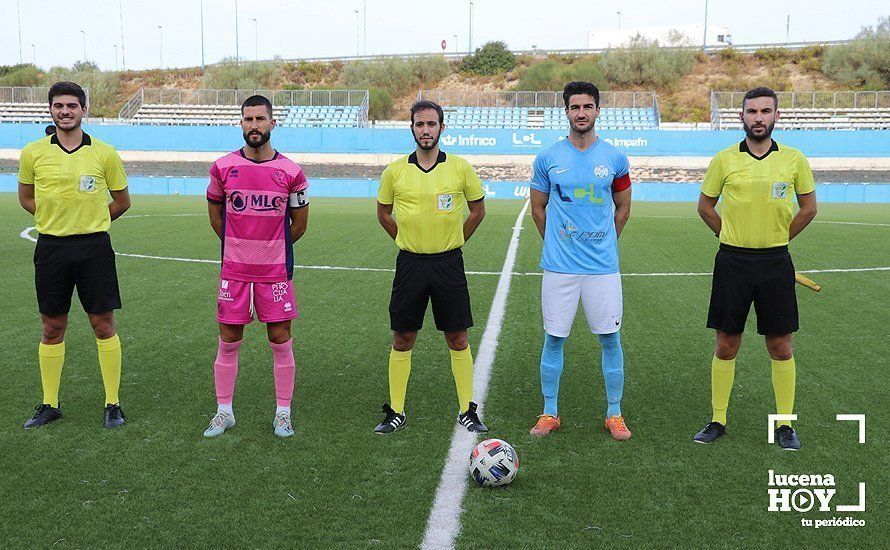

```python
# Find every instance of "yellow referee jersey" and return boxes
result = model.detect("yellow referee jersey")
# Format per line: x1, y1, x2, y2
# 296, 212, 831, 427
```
18, 133, 128, 236
378, 151, 485, 254
701, 140, 815, 249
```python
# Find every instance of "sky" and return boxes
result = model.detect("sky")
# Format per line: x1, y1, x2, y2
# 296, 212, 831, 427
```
2, 0, 886, 71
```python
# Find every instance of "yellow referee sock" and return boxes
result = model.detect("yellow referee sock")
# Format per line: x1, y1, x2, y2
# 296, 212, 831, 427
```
450, 345, 474, 413
97, 334, 122, 405
711, 355, 736, 425
38, 341, 65, 408
771, 357, 796, 427
388, 348, 412, 414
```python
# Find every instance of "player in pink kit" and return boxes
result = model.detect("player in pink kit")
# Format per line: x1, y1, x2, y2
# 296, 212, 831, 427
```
204, 95, 309, 438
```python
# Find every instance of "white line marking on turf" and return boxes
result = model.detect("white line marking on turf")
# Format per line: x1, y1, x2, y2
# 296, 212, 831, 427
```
17, 226, 890, 277
420, 200, 530, 550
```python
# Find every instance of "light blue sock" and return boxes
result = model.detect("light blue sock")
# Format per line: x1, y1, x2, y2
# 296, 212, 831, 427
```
598, 331, 624, 418
540, 333, 567, 416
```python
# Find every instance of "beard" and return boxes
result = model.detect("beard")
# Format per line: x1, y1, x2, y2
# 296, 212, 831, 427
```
743, 119, 775, 142
569, 119, 593, 135
243, 129, 271, 148
413, 132, 440, 151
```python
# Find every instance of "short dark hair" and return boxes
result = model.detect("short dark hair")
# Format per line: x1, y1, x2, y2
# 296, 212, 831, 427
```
241, 94, 273, 117
742, 87, 778, 110
48, 81, 86, 108
563, 81, 600, 108
410, 100, 444, 124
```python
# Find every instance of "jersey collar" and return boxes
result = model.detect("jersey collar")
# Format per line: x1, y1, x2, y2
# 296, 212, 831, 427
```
238, 148, 280, 163
50, 132, 91, 154
408, 150, 446, 173
739, 139, 778, 160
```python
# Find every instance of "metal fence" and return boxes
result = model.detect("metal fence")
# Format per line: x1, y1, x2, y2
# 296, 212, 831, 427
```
712, 91, 890, 111
0, 86, 90, 104
418, 90, 657, 109
120, 88, 369, 120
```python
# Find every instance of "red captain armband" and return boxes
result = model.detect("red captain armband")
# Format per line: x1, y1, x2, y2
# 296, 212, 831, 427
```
611, 173, 631, 193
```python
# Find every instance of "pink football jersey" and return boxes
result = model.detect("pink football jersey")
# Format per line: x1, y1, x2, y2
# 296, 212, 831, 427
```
206, 150, 309, 282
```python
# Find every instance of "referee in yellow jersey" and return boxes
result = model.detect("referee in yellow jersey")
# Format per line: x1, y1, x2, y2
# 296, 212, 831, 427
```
18, 82, 131, 430
374, 100, 488, 434
693, 87, 817, 450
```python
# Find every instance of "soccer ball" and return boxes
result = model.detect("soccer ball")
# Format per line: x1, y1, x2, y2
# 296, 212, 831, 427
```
469, 438, 519, 487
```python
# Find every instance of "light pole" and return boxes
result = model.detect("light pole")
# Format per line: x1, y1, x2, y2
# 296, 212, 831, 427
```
702, 0, 709, 52
452, 34, 458, 53
785, 14, 790, 44
17, 0, 23, 64
234, 0, 240, 62
363, 0, 367, 55
468, 1, 474, 53
252, 18, 258, 61
617, 11, 622, 29
354, 10, 360, 57
200, 0, 205, 71
31, 43, 36, 66
119, 0, 126, 70
80, 30, 86, 62
157, 25, 163, 69
113, 43, 118, 71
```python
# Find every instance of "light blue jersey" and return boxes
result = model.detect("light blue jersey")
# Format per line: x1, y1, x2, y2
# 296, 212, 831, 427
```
531, 138, 631, 275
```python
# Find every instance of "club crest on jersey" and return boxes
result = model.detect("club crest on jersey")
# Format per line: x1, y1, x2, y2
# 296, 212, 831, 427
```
772, 182, 789, 199
437, 193, 454, 211
79, 175, 96, 192
594, 164, 610, 178
273, 169, 287, 185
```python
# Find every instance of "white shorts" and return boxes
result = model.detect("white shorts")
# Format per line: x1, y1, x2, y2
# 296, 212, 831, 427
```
541, 270, 623, 337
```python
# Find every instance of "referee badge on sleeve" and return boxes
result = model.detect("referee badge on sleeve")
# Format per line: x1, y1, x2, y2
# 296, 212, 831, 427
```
79, 175, 96, 192
772, 182, 789, 199
437, 193, 454, 211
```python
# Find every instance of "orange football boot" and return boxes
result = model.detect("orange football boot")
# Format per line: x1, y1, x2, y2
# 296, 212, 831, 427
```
530, 414, 561, 436
605, 415, 632, 441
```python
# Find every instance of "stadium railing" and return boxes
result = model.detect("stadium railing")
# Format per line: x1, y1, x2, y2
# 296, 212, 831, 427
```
119, 88, 370, 128
710, 91, 890, 130
418, 90, 660, 130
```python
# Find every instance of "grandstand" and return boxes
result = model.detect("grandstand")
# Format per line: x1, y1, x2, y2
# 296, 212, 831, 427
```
711, 91, 890, 130
419, 90, 660, 130
0, 86, 85, 124
119, 88, 369, 127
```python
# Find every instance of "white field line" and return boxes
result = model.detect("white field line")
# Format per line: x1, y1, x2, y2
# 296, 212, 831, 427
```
17, 225, 890, 277
420, 200, 530, 550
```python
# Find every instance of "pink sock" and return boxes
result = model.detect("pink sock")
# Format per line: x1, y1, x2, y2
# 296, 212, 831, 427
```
270, 339, 295, 407
214, 338, 242, 405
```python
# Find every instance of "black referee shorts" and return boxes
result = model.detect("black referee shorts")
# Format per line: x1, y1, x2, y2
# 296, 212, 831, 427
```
707, 244, 798, 336
390, 248, 473, 333
34, 232, 122, 316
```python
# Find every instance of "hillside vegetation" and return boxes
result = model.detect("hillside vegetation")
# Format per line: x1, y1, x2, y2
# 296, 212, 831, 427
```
1, 17, 886, 122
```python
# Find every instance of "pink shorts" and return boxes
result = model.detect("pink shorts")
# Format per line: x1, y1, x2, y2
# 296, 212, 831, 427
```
217, 278, 299, 325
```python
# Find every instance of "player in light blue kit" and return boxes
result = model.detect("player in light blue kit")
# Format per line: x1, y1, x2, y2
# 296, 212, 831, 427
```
528, 81, 633, 440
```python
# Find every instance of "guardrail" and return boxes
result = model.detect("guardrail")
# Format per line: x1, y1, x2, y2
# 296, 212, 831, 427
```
264, 39, 853, 65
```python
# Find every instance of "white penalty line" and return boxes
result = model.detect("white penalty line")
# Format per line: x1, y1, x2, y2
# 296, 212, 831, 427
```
17, 227, 890, 278
420, 199, 530, 550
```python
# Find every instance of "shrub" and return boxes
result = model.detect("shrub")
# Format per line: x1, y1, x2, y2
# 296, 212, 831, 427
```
368, 87, 394, 120
203, 59, 279, 90
0, 64, 41, 87
514, 58, 606, 91
459, 41, 516, 76
821, 16, 890, 89
598, 35, 696, 88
